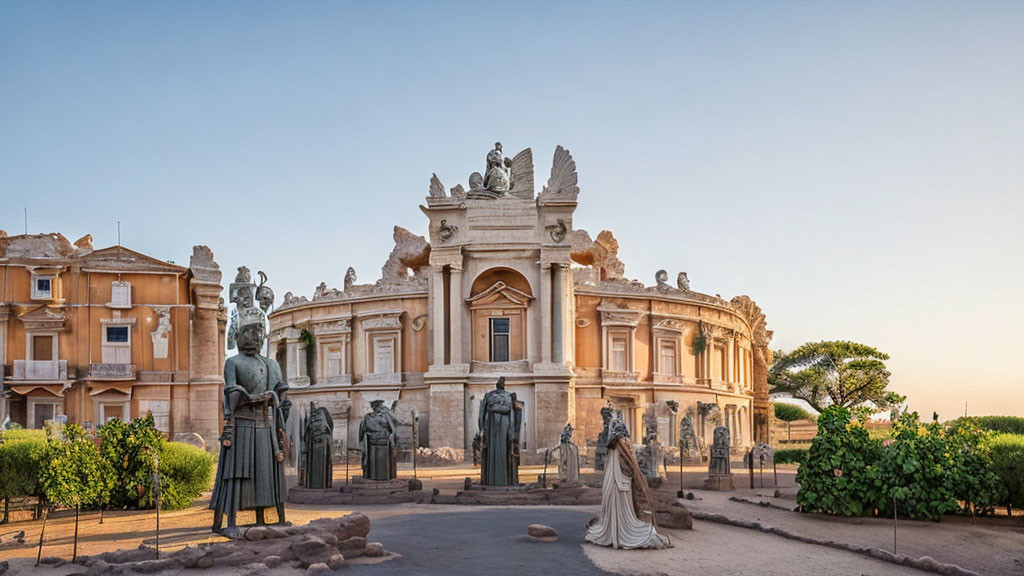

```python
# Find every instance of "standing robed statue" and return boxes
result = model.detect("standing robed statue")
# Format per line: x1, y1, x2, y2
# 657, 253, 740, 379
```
300, 403, 334, 489
359, 400, 398, 481
478, 377, 521, 486
212, 268, 290, 538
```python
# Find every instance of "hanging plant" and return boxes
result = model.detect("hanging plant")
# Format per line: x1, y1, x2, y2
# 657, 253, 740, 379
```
692, 322, 708, 355
299, 328, 315, 349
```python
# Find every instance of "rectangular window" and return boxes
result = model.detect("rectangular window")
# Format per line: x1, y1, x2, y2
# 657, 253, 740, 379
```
610, 334, 628, 372
489, 318, 510, 362
32, 276, 53, 299
32, 335, 54, 361
373, 337, 395, 374
659, 340, 677, 375
106, 326, 129, 343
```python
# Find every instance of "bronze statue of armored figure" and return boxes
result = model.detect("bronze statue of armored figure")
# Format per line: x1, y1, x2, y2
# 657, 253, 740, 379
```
359, 400, 398, 481
300, 403, 334, 489
211, 268, 290, 537
478, 377, 523, 486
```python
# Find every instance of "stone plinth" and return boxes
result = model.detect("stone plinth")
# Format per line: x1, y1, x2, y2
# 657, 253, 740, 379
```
288, 477, 425, 505
703, 474, 735, 491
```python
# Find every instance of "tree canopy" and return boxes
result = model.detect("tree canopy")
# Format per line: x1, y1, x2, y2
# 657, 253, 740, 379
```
769, 341, 892, 412
774, 402, 815, 423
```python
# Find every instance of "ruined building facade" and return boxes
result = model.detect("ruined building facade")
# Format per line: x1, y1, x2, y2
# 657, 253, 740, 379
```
0, 232, 225, 442
269, 145, 772, 462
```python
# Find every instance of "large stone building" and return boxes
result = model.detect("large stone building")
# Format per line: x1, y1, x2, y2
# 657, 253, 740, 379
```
269, 144, 772, 462
0, 232, 225, 442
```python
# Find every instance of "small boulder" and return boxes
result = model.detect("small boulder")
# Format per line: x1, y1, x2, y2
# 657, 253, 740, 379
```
38, 557, 65, 566
290, 535, 336, 567
245, 526, 271, 541
327, 554, 346, 570
241, 562, 268, 575
306, 562, 332, 575
336, 513, 371, 541
340, 536, 367, 559
263, 555, 283, 568
408, 478, 423, 491
0, 561, 8, 576
657, 503, 693, 530
364, 542, 385, 557
528, 524, 558, 541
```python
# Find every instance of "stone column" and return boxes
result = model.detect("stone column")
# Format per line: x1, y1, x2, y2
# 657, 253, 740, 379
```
540, 263, 552, 364
0, 310, 7, 425
187, 246, 224, 447
552, 265, 564, 364
727, 337, 736, 385
431, 268, 446, 366
449, 265, 463, 365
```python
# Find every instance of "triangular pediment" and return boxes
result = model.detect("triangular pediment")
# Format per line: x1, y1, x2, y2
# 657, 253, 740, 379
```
80, 246, 186, 273
466, 281, 533, 308
18, 305, 67, 330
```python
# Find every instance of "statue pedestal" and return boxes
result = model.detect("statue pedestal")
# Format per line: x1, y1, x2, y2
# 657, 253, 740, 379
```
288, 477, 425, 505
703, 474, 734, 491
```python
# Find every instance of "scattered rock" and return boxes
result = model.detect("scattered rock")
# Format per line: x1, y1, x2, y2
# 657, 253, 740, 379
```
306, 562, 332, 575
528, 524, 558, 541
364, 542, 385, 557
0, 560, 8, 576
657, 503, 694, 530
327, 553, 346, 570
336, 514, 371, 541
245, 526, 271, 541
340, 536, 367, 559
408, 478, 423, 491
263, 555, 283, 568
131, 558, 183, 573
241, 562, 268, 575
38, 556, 65, 566
290, 535, 335, 567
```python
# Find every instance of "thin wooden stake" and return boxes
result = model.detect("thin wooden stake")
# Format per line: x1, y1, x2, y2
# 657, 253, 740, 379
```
35, 504, 48, 566
72, 504, 80, 562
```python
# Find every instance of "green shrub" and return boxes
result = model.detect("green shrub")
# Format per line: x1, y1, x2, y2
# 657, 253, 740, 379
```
98, 415, 165, 509
775, 448, 808, 464
796, 406, 882, 516
873, 413, 957, 521
0, 429, 48, 504
946, 418, 1004, 514
987, 433, 1024, 512
159, 442, 216, 510
40, 424, 114, 509
975, 416, 1024, 436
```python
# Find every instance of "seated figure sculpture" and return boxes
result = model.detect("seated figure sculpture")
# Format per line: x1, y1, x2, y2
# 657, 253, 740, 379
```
359, 400, 398, 481
585, 418, 670, 550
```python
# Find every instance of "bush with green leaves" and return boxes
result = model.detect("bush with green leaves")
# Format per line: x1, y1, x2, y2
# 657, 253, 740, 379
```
0, 429, 48, 514
946, 418, 1004, 514
774, 448, 809, 464
98, 415, 165, 509
159, 442, 216, 510
987, 433, 1024, 512
40, 424, 115, 509
975, 416, 1024, 436
872, 412, 957, 521
796, 406, 882, 516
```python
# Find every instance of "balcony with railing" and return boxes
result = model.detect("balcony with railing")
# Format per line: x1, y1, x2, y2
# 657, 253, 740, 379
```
11, 359, 69, 381
88, 363, 137, 381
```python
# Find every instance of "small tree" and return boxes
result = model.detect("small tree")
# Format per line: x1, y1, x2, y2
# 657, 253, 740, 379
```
99, 415, 165, 509
796, 406, 882, 516
774, 403, 815, 442
0, 429, 48, 523
40, 424, 114, 561
769, 341, 892, 412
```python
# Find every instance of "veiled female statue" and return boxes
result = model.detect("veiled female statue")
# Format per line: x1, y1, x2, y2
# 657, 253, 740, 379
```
301, 403, 334, 489
359, 400, 398, 481
558, 422, 580, 484
211, 275, 290, 537
586, 418, 670, 550
478, 377, 520, 486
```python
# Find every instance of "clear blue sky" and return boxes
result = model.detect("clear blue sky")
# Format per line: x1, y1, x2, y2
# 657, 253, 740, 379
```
2, 2, 1022, 417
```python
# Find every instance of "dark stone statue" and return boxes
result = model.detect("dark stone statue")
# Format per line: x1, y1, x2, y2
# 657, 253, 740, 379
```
478, 377, 520, 486
594, 406, 614, 471
558, 422, 580, 484
708, 426, 731, 476
359, 399, 398, 481
211, 276, 291, 538
300, 403, 334, 489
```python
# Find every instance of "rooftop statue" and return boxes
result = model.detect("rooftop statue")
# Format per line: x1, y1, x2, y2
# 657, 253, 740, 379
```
484, 142, 512, 192
211, 269, 290, 538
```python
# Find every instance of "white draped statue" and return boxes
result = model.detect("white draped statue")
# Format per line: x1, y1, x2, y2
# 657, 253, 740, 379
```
586, 424, 670, 550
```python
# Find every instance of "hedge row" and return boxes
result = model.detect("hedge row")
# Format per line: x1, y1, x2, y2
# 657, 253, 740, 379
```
0, 417, 214, 515
774, 448, 809, 464
796, 408, 1021, 520
975, 416, 1024, 436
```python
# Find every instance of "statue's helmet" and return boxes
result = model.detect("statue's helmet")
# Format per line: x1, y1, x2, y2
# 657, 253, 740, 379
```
607, 418, 630, 447
370, 399, 385, 410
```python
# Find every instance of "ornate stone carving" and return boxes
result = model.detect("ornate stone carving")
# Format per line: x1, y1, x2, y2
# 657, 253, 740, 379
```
256, 271, 274, 313
545, 219, 568, 243
74, 234, 93, 251
151, 306, 172, 360
569, 229, 625, 280
655, 270, 670, 291
483, 142, 511, 193
411, 314, 428, 332
438, 219, 458, 243
730, 295, 770, 347
429, 173, 446, 198
450, 184, 466, 198
189, 245, 221, 284
575, 317, 591, 328
360, 313, 402, 331
380, 226, 431, 282
509, 147, 534, 199
344, 267, 357, 291
540, 145, 580, 201
677, 272, 690, 292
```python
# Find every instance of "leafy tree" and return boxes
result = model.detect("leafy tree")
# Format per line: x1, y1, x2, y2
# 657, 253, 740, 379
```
796, 406, 882, 516
988, 433, 1024, 514
873, 412, 957, 521
769, 341, 892, 412
40, 424, 114, 509
98, 416, 164, 509
0, 429, 48, 523
946, 418, 1004, 516
774, 403, 815, 442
